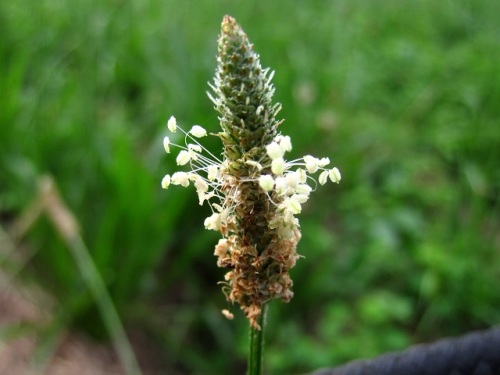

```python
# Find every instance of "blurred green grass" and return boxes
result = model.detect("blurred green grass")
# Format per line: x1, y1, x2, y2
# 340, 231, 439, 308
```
1, 0, 499, 374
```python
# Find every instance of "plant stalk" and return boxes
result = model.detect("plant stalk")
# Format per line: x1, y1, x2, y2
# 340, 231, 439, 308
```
248, 303, 268, 375
38, 176, 142, 375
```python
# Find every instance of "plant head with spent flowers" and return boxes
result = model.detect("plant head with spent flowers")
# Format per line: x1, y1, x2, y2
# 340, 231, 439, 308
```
161, 16, 341, 329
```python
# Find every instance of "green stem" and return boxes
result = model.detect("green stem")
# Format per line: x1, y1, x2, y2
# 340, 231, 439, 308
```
68, 235, 142, 375
38, 175, 141, 375
248, 303, 268, 375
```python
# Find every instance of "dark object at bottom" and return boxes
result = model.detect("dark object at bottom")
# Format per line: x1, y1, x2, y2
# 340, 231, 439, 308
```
310, 327, 500, 375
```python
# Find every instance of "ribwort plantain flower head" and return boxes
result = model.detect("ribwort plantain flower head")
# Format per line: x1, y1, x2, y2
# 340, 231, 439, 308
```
161, 16, 341, 329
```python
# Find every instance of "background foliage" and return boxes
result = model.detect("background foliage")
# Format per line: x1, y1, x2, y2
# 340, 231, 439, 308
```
1, 0, 499, 374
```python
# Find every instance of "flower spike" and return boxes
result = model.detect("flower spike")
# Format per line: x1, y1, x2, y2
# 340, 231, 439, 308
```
161, 16, 341, 329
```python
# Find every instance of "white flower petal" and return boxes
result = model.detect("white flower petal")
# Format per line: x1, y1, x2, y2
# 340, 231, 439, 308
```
329, 167, 341, 183
190, 125, 207, 138
167, 116, 177, 133
259, 175, 275, 191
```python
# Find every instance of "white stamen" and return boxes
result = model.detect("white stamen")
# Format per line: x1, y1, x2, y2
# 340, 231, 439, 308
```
204, 213, 221, 231
171, 172, 190, 187
266, 142, 284, 160
207, 165, 219, 181
296, 183, 312, 195
303, 155, 320, 173
176, 150, 191, 166
296, 168, 307, 183
163, 137, 171, 153
319, 170, 329, 185
190, 125, 207, 138
167, 116, 177, 132
319, 157, 330, 167
188, 144, 202, 153
278, 135, 292, 153
286, 197, 302, 214
161, 174, 171, 189
246, 160, 263, 171
271, 158, 286, 175
259, 175, 274, 191
329, 167, 341, 183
